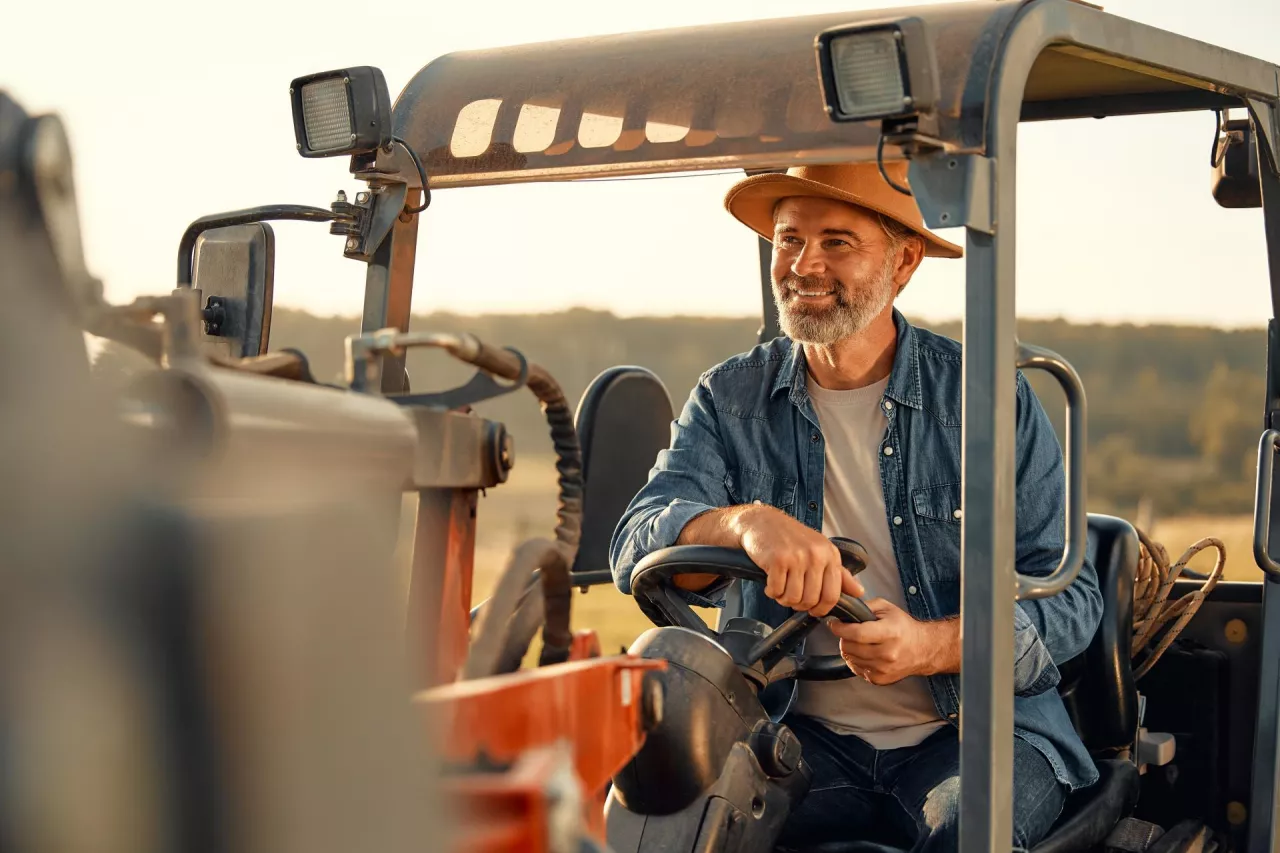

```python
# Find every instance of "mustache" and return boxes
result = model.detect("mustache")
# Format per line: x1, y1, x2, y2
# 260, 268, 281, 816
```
778, 273, 846, 294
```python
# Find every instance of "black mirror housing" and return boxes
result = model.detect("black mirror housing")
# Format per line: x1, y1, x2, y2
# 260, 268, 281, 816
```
1212, 116, 1263, 209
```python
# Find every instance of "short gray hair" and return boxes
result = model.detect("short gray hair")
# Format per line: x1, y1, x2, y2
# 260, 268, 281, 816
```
876, 213, 917, 252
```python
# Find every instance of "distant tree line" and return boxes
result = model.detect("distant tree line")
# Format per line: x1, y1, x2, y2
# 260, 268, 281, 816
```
92, 308, 1269, 517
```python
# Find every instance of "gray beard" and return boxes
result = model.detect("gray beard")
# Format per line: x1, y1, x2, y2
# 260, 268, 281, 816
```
772, 254, 897, 345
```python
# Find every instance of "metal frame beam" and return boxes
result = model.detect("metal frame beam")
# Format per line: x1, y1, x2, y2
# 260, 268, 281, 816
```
1250, 107, 1280, 853
955, 2, 1280, 851
361, 191, 421, 394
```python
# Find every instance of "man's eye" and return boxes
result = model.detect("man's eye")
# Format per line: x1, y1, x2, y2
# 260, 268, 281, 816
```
778, 236, 802, 246
824, 239, 850, 249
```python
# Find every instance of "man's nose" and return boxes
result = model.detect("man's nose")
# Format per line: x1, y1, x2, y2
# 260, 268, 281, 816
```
792, 242, 825, 277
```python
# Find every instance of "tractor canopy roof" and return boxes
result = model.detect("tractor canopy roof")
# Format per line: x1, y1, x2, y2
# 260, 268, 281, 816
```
388, 0, 1280, 190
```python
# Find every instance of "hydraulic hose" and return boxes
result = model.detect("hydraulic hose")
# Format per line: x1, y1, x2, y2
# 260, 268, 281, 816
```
426, 332, 583, 670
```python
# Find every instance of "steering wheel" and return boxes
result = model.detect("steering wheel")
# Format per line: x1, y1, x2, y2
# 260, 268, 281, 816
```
629, 537, 877, 685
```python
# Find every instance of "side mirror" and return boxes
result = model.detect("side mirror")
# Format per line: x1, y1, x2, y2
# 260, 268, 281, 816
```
1211, 116, 1262, 209
189, 223, 275, 358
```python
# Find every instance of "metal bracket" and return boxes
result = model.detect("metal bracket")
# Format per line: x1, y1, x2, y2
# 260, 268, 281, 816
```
907, 153, 995, 234
345, 327, 530, 407
341, 182, 408, 262
388, 351, 529, 410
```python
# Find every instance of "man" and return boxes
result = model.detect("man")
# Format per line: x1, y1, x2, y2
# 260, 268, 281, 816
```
609, 162, 1103, 851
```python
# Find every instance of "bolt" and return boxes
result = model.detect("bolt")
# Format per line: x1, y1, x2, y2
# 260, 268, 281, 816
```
346, 237, 359, 251
349, 133, 357, 143
203, 297, 226, 337
356, 192, 370, 204
288, 87, 294, 95
296, 143, 302, 150
335, 190, 348, 203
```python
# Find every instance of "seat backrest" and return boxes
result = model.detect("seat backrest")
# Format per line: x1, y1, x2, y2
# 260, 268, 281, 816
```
571, 366, 673, 579
1057, 513, 1140, 756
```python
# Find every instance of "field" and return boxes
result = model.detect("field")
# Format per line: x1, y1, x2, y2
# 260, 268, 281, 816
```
408, 454, 1263, 661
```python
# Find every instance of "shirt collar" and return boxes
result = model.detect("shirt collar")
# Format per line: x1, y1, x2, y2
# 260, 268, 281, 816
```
771, 308, 923, 410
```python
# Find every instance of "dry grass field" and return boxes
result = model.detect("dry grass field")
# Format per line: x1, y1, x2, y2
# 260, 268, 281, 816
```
404, 454, 1263, 661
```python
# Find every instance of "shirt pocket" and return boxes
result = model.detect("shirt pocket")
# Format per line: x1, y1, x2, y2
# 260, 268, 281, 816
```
912, 482, 962, 525
725, 466, 797, 514
911, 481, 961, 580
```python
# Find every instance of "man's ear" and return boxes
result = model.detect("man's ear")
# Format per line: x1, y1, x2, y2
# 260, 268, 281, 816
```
894, 235, 928, 292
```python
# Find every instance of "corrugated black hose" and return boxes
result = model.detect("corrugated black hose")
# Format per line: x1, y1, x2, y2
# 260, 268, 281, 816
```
438, 333, 582, 676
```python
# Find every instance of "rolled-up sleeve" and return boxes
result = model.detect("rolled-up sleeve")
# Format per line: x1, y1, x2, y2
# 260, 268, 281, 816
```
609, 374, 733, 603
1010, 371, 1103, 696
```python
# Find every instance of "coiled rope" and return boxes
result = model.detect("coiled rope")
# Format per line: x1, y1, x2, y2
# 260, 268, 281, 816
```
1131, 528, 1226, 680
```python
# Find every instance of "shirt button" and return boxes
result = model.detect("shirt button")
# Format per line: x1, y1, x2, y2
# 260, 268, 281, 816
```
883, 446, 894, 456
808, 501, 818, 511
811, 433, 821, 443
908, 585, 918, 595
883, 399, 893, 410
953, 509, 963, 520
893, 516, 903, 526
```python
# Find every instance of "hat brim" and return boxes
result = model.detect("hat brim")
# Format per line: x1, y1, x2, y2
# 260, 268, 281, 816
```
724, 173, 963, 260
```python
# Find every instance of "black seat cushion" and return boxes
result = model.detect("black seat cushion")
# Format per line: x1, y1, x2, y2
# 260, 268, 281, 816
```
572, 366, 673, 578
1031, 759, 1141, 853
1056, 514, 1141, 755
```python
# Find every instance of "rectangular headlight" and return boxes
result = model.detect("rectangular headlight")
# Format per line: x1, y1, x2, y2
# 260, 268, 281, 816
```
816, 20, 938, 123
300, 78, 355, 154
289, 66, 392, 158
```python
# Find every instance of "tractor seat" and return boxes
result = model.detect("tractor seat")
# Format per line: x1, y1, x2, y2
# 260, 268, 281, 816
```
571, 365, 674, 584
790, 515, 1144, 853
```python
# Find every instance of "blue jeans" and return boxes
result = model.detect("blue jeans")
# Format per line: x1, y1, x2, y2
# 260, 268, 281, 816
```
777, 716, 1067, 852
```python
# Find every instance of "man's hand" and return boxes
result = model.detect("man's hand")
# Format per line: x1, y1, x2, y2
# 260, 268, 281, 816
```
674, 503, 864, 617
830, 599, 960, 684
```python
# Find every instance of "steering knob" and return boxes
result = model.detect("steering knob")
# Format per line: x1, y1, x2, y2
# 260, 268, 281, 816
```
830, 536, 868, 577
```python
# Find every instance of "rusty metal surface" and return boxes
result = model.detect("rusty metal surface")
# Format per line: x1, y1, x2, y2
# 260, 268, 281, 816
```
389, 0, 1280, 188
393, 2, 1013, 187
415, 656, 665, 796
406, 488, 480, 688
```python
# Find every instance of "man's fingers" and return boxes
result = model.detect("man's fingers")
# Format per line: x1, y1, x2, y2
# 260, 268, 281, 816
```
864, 597, 897, 616
780, 563, 806, 607
810, 561, 843, 618
840, 569, 866, 600
764, 560, 786, 601
793, 561, 820, 611
829, 617, 889, 644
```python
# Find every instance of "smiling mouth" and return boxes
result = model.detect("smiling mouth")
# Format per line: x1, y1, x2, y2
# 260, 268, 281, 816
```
789, 286, 835, 298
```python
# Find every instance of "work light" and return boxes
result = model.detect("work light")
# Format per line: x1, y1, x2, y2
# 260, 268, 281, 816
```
815, 20, 937, 123
289, 66, 392, 157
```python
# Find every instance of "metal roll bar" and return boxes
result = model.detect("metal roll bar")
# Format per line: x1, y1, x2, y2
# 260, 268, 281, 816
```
1253, 429, 1280, 578
1015, 342, 1088, 599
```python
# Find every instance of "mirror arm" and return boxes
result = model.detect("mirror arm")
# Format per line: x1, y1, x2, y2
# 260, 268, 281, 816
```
175, 204, 350, 287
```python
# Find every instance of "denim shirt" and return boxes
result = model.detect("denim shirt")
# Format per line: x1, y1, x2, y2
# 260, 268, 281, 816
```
609, 310, 1104, 792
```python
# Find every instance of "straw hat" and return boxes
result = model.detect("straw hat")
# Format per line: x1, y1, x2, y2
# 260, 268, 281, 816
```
724, 162, 963, 259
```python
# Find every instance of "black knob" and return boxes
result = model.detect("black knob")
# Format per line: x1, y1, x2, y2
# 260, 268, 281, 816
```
749, 721, 802, 778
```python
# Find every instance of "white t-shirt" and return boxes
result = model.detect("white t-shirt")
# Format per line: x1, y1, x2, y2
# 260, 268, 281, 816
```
791, 372, 946, 750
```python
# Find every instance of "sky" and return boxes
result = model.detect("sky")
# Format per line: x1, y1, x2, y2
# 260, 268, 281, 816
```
4, 0, 1278, 328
